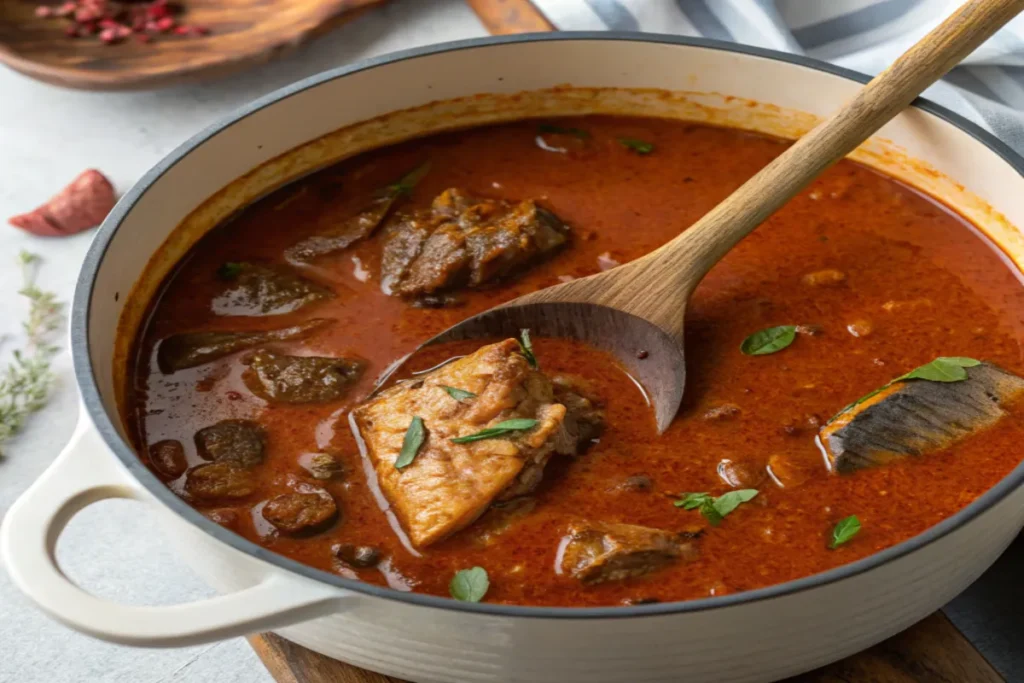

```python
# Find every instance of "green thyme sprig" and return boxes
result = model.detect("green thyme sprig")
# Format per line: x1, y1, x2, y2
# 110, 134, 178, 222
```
0, 252, 64, 456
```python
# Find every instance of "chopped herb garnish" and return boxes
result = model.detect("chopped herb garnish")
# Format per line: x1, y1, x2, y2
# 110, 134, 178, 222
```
674, 489, 758, 526
618, 137, 654, 154
517, 328, 538, 368
829, 515, 862, 549
395, 416, 425, 469
449, 566, 489, 602
451, 418, 538, 444
537, 124, 590, 139
384, 161, 431, 198
0, 252, 63, 458
441, 385, 477, 401
828, 356, 983, 422
740, 325, 797, 356
217, 262, 244, 280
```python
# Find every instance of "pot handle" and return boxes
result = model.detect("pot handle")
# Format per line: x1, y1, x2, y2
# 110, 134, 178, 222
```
0, 417, 350, 647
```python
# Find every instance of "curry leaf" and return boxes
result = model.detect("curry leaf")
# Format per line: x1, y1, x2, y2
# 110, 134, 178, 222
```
829, 515, 862, 549
384, 161, 431, 198
217, 262, 244, 280
395, 416, 425, 469
449, 567, 489, 602
441, 385, 476, 401
673, 492, 712, 510
450, 418, 539, 444
740, 326, 797, 356
618, 137, 654, 154
537, 124, 590, 139
518, 329, 538, 368
673, 490, 758, 526
712, 489, 759, 517
896, 356, 981, 383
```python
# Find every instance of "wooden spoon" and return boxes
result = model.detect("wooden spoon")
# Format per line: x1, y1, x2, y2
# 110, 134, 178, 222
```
401, 0, 1024, 433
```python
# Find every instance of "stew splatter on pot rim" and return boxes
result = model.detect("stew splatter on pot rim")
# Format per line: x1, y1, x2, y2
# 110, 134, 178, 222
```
72, 33, 1024, 619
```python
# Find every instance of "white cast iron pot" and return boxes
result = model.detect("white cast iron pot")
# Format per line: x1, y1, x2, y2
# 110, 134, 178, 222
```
3, 36, 1024, 683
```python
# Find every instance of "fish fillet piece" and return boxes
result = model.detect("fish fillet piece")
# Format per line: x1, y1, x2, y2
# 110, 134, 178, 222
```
353, 339, 601, 548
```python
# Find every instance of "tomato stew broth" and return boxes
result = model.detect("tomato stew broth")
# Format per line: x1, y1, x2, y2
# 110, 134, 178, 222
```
128, 117, 1024, 606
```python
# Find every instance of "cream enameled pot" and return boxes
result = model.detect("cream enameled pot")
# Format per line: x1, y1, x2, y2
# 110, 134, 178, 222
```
3, 35, 1024, 683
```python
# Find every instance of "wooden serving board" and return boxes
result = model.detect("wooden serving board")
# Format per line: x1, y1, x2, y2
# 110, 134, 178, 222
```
247, 2, 1014, 681
248, 612, 1004, 683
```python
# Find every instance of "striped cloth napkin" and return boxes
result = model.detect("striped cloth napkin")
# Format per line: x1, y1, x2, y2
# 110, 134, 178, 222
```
530, 0, 1024, 154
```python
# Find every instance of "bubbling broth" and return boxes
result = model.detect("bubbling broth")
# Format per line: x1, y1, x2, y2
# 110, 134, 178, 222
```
126, 116, 1024, 606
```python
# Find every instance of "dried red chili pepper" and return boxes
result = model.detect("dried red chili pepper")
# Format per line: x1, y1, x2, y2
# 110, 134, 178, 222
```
8, 170, 117, 237
33, 1, 210, 45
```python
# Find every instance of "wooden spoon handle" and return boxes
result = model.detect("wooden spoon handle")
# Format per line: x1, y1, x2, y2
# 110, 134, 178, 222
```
567, 0, 1023, 340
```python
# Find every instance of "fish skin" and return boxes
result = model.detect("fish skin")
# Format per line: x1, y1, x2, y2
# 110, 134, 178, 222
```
821, 362, 1024, 473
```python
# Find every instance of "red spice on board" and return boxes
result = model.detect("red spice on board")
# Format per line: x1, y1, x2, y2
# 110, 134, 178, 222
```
8, 170, 116, 237
33, 1, 210, 45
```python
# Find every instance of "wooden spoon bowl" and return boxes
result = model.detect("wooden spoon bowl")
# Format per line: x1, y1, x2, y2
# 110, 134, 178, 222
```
0, 0, 381, 90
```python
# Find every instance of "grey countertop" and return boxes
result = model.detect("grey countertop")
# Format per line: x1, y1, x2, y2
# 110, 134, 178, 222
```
1, 4, 1021, 681
0, 3, 484, 681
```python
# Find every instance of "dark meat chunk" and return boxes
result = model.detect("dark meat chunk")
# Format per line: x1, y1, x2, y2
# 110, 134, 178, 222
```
380, 188, 569, 297
157, 318, 330, 373
285, 163, 428, 263
616, 474, 654, 493
148, 439, 187, 479
353, 339, 600, 548
560, 522, 699, 584
821, 362, 1024, 473
185, 463, 257, 501
333, 543, 382, 568
262, 491, 338, 535
717, 458, 766, 489
212, 262, 332, 317
242, 351, 365, 404
550, 376, 605, 453
299, 451, 345, 480
194, 419, 266, 468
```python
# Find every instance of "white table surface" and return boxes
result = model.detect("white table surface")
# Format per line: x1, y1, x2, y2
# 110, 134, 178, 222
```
0, 2, 485, 680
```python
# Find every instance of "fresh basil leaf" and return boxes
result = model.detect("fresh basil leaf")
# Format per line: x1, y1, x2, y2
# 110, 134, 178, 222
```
618, 137, 654, 154
384, 161, 431, 198
829, 515, 862, 549
537, 124, 590, 139
441, 385, 477, 401
217, 262, 244, 280
450, 418, 539, 444
518, 328, 538, 368
712, 489, 759, 517
740, 326, 797, 356
700, 500, 725, 526
395, 416, 425, 469
449, 566, 489, 602
673, 492, 712, 510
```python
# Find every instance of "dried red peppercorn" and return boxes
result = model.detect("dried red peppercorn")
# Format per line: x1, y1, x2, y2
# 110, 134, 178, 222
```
33, 1, 208, 45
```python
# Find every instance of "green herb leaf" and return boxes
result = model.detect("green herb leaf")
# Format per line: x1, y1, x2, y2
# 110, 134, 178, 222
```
441, 385, 477, 401
449, 566, 489, 602
1, 252, 63, 458
217, 262, 244, 280
896, 356, 981, 383
740, 326, 797, 356
712, 489, 759, 517
673, 489, 758, 526
385, 161, 431, 198
517, 328, 538, 368
537, 124, 591, 139
673, 492, 712, 510
618, 137, 654, 154
829, 515, 862, 549
451, 418, 539, 444
828, 356, 984, 423
395, 416, 425, 469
